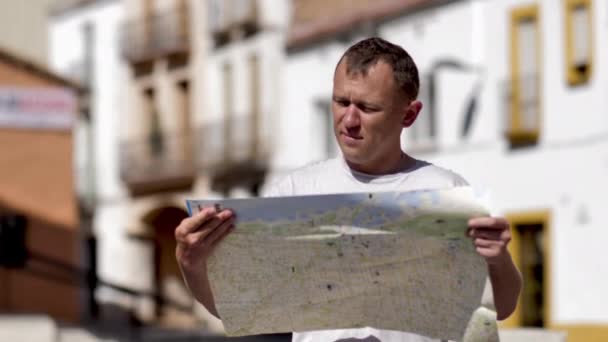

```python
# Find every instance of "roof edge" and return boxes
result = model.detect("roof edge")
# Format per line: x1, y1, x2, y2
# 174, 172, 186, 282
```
287, 0, 460, 52
0, 47, 84, 92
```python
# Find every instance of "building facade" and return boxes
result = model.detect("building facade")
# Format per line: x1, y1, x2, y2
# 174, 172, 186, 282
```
0, 0, 56, 66
0, 47, 84, 323
50, 0, 289, 335
283, 0, 608, 341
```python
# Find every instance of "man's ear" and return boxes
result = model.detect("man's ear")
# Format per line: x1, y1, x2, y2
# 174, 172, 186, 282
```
402, 100, 423, 128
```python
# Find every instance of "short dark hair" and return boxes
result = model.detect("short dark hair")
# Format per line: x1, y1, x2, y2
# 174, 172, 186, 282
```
338, 37, 420, 100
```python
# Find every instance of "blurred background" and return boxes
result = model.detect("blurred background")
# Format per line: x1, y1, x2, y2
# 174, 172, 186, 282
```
0, 0, 606, 341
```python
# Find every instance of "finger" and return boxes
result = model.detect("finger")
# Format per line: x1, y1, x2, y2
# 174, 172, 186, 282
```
177, 208, 235, 240
205, 219, 235, 247
223, 208, 237, 222
216, 209, 234, 221
474, 238, 503, 249
476, 246, 499, 258
186, 216, 234, 244
468, 217, 509, 230
176, 206, 218, 238
470, 228, 502, 241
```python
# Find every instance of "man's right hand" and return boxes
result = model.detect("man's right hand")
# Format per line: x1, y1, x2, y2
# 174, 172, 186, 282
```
175, 206, 235, 273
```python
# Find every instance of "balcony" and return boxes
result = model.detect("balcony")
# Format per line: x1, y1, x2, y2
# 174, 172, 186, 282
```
120, 114, 270, 196
120, 5, 190, 66
120, 132, 195, 196
502, 73, 541, 147
197, 114, 270, 194
208, 0, 260, 47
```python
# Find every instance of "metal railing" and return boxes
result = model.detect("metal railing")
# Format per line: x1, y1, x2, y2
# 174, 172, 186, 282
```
120, 6, 190, 63
119, 131, 195, 186
208, 0, 258, 33
196, 113, 270, 172
120, 114, 269, 185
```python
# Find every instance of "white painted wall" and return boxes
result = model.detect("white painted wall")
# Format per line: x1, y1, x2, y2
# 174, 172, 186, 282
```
282, 0, 608, 326
438, 0, 608, 323
204, 3, 289, 171
49, 1, 156, 311
280, 40, 347, 169
50, 1, 129, 201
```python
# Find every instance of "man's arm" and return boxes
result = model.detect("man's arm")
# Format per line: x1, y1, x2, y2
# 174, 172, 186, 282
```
180, 264, 219, 317
175, 207, 235, 318
468, 217, 523, 320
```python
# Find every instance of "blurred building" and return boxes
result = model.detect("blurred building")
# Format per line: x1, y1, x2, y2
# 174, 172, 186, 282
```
285, 0, 608, 341
0, 47, 84, 322
203, 0, 288, 198
50, 0, 200, 332
49, 0, 289, 337
0, 0, 56, 66
118, 0, 216, 329
46, 0, 608, 340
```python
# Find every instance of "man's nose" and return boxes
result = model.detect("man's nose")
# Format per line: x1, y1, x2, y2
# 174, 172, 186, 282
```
343, 105, 360, 128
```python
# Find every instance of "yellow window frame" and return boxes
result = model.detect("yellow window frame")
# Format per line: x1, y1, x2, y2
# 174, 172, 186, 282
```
509, 5, 542, 145
500, 210, 608, 341
564, 0, 593, 86
500, 210, 551, 329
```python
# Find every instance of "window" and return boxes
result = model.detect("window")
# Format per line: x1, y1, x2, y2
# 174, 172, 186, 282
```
208, 0, 228, 33
249, 54, 261, 157
223, 63, 233, 160
175, 80, 192, 162
0, 215, 27, 268
208, 0, 259, 47
143, 88, 163, 156
501, 211, 550, 328
565, 0, 593, 86
508, 5, 541, 147
517, 223, 546, 326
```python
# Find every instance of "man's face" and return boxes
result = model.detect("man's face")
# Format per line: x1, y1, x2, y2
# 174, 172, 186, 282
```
332, 59, 418, 172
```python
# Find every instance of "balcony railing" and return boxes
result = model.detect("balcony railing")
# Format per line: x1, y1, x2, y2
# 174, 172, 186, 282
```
502, 73, 541, 145
208, 0, 259, 47
120, 6, 190, 64
120, 132, 195, 195
197, 113, 270, 173
120, 114, 269, 195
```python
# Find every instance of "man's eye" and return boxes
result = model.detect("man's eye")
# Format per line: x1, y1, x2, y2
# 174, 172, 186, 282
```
335, 100, 349, 107
361, 106, 377, 113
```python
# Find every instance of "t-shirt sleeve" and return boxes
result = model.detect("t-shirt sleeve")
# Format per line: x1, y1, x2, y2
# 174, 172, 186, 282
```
451, 171, 469, 187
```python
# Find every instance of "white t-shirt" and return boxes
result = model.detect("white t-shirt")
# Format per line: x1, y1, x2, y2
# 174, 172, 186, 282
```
263, 157, 472, 342
265, 157, 468, 197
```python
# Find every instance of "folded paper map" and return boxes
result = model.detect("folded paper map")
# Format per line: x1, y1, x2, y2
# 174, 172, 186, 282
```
186, 187, 493, 340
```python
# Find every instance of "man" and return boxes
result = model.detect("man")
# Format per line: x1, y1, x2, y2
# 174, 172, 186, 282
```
175, 37, 522, 341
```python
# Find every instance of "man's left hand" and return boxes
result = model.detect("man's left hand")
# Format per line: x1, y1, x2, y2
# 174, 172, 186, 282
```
467, 217, 512, 265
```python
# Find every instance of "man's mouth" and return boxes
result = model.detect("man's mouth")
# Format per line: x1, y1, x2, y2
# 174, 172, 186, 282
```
341, 132, 363, 140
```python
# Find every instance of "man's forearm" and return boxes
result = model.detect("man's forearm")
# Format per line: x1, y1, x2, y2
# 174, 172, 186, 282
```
488, 252, 522, 320
182, 266, 220, 318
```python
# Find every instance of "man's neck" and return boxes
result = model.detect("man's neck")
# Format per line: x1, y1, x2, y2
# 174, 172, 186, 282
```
344, 151, 416, 175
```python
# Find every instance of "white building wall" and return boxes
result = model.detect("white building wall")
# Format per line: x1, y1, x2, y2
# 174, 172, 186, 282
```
432, 0, 608, 324
50, 2, 129, 201
49, 1, 156, 309
282, 0, 608, 327
279, 41, 345, 169
381, 1, 482, 150
205, 3, 289, 176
